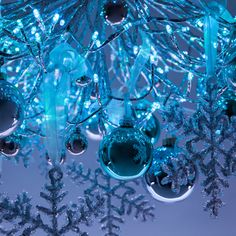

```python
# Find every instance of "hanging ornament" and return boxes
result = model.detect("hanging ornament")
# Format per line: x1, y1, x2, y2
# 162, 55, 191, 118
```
99, 120, 153, 180
224, 100, 236, 118
135, 103, 161, 144
145, 137, 196, 203
0, 138, 20, 157
103, 0, 128, 25
223, 98, 236, 118
76, 75, 92, 87
0, 74, 24, 138
66, 128, 88, 156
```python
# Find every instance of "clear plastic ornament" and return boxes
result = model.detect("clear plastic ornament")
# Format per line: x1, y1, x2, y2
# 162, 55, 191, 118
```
145, 138, 196, 203
99, 122, 153, 180
0, 77, 24, 138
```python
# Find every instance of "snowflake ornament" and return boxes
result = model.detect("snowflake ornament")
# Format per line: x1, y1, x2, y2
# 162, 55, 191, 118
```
0, 166, 104, 235
184, 82, 236, 216
67, 162, 155, 236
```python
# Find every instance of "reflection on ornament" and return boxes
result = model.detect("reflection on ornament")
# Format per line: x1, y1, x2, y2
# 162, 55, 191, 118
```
0, 138, 20, 157
103, 1, 128, 25
99, 123, 153, 180
145, 138, 196, 203
66, 129, 88, 156
0, 78, 24, 138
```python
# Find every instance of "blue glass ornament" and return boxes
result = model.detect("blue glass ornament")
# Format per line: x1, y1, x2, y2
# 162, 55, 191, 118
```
66, 129, 88, 156
224, 100, 236, 118
76, 75, 92, 87
145, 138, 196, 203
99, 122, 153, 180
0, 76, 24, 138
0, 138, 20, 157
221, 91, 236, 118
225, 58, 236, 89
103, 0, 128, 25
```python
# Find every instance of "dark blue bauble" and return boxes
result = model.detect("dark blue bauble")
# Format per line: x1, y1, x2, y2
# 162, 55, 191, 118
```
0, 79, 24, 138
99, 124, 153, 180
145, 142, 196, 203
103, 1, 128, 25
224, 99, 236, 118
66, 130, 88, 156
221, 90, 236, 118
0, 138, 20, 157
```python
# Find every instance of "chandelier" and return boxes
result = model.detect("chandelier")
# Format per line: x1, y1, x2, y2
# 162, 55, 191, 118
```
0, 0, 236, 235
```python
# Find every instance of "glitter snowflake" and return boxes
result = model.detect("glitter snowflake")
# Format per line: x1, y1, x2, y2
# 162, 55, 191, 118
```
164, 81, 236, 216
184, 82, 236, 216
0, 166, 104, 235
66, 162, 155, 236
158, 153, 196, 194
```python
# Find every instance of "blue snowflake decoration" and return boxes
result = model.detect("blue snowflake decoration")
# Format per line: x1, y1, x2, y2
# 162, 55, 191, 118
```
164, 81, 236, 216
67, 162, 155, 236
0, 166, 104, 235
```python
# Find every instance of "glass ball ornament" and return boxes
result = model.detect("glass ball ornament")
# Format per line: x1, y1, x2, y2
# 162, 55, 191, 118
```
0, 76, 24, 138
103, 0, 128, 25
76, 75, 92, 87
99, 122, 153, 180
0, 138, 20, 157
65, 129, 88, 156
145, 138, 196, 203
224, 99, 236, 118
221, 91, 236, 118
